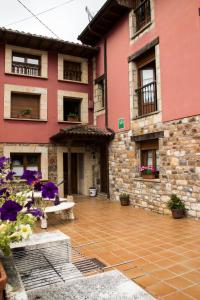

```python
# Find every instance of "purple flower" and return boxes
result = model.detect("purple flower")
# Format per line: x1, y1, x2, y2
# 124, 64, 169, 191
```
34, 181, 43, 192
0, 188, 10, 198
42, 182, 58, 199
21, 170, 40, 185
0, 157, 9, 171
6, 171, 16, 181
27, 208, 42, 217
0, 200, 22, 221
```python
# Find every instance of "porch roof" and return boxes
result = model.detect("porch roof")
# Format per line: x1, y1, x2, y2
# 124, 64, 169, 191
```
50, 124, 114, 143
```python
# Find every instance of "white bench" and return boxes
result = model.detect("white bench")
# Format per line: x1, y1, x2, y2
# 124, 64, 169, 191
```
41, 202, 75, 229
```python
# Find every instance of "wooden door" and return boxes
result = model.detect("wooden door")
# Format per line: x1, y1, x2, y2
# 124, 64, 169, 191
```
63, 153, 78, 195
100, 145, 109, 193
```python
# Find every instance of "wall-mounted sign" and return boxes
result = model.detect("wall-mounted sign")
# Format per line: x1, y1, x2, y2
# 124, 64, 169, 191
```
118, 118, 125, 130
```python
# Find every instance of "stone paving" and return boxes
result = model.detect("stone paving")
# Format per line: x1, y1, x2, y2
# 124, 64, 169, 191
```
35, 197, 200, 300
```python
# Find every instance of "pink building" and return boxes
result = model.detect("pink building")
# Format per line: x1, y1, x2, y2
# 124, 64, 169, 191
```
78, 0, 200, 218
1, 0, 200, 217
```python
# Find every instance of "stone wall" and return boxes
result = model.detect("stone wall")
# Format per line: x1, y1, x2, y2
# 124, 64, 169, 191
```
109, 115, 200, 219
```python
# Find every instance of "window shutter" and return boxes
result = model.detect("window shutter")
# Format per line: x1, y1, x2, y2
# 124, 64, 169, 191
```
140, 139, 158, 150
11, 93, 40, 119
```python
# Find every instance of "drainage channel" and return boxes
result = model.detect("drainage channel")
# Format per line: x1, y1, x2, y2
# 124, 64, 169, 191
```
12, 240, 136, 292
12, 241, 105, 291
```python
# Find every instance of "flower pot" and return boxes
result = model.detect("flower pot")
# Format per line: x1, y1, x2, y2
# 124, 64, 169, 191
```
120, 196, 130, 206
171, 209, 185, 219
67, 116, 79, 122
89, 187, 97, 197
0, 262, 7, 300
142, 174, 155, 179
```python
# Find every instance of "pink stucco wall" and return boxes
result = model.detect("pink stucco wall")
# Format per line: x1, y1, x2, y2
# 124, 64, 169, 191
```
0, 46, 93, 143
95, 0, 200, 132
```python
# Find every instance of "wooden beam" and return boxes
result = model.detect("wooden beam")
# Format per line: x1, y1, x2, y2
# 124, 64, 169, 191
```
67, 141, 72, 196
131, 131, 164, 142
128, 37, 159, 62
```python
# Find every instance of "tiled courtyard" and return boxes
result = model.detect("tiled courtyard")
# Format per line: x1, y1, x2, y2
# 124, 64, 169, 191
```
36, 197, 200, 300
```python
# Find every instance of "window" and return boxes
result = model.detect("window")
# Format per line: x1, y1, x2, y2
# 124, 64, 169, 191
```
95, 75, 105, 110
63, 61, 82, 81
140, 139, 159, 177
63, 98, 81, 122
12, 52, 41, 76
10, 153, 41, 176
11, 92, 40, 119
135, 50, 157, 116
134, 0, 151, 32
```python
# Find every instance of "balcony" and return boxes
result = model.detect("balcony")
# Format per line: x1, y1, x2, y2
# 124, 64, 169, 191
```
136, 81, 157, 116
12, 63, 41, 77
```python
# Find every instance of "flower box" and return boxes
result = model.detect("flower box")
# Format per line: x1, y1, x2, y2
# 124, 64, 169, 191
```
67, 115, 79, 122
142, 174, 155, 179
0, 263, 7, 300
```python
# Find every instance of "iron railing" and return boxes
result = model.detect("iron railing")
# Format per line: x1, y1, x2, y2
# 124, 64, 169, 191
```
12, 63, 41, 76
135, 80, 157, 116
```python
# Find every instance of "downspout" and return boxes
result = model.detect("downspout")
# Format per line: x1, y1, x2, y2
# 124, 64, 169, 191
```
104, 38, 111, 199
104, 38, 108, 128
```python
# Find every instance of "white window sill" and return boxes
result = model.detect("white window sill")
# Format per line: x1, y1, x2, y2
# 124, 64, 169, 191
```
58, 121, 82, 124
134, 177, 161, 183
96, 107, 105, 113
4, 118, 47, 122
132, 111, 160, 120
58, 79, 88, 85
5, 72, 48, 80
131, 21, 152, 40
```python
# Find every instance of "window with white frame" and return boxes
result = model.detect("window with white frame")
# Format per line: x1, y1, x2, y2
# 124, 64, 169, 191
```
11, 153, 41, 176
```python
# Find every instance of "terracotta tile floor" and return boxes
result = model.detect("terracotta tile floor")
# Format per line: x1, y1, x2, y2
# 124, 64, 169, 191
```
35, 197, 200, 299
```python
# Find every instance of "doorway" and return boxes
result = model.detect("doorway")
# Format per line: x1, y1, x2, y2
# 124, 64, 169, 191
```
63, 153, 78, 195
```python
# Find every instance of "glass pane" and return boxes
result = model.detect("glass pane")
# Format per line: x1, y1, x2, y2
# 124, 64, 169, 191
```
141, 69, 155, 104
27, 58, 39, 65
147, 150, 153, 166
12, 166, 24, 176
141, 69, 154, 86
27, 155, 39, 166
27, 166, 39, 171
156, 150, 160, 171
13, 55, 25, 63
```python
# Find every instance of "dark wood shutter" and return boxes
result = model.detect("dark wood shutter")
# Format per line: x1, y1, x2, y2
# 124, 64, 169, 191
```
140, 139, 158, 150
11, 93, 40, 119
63, 61, 82, 81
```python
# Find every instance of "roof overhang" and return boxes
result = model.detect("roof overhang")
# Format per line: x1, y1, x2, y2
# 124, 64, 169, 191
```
78, 0, 135, 46
50, 124, 115, 144
0, 27, 98, 58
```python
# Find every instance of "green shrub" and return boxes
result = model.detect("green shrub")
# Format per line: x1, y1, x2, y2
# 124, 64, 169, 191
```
167, 194, 185, 210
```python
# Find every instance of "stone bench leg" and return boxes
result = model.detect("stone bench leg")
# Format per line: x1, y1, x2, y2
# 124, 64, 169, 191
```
60, 208, 75, 221
40, 215, 48, 229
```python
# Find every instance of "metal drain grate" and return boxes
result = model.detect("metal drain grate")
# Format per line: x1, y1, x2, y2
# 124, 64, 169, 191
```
12, 242, 105, 291
74, 258, 106, 273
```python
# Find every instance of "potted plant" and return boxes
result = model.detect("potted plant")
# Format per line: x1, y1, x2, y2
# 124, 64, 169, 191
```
119, 193, 130, 206
140, 166, 156, 179
19, 107, 32, 119
0, 262, 7, 300
167, 194, 186, 219
67, 113, 79, 122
